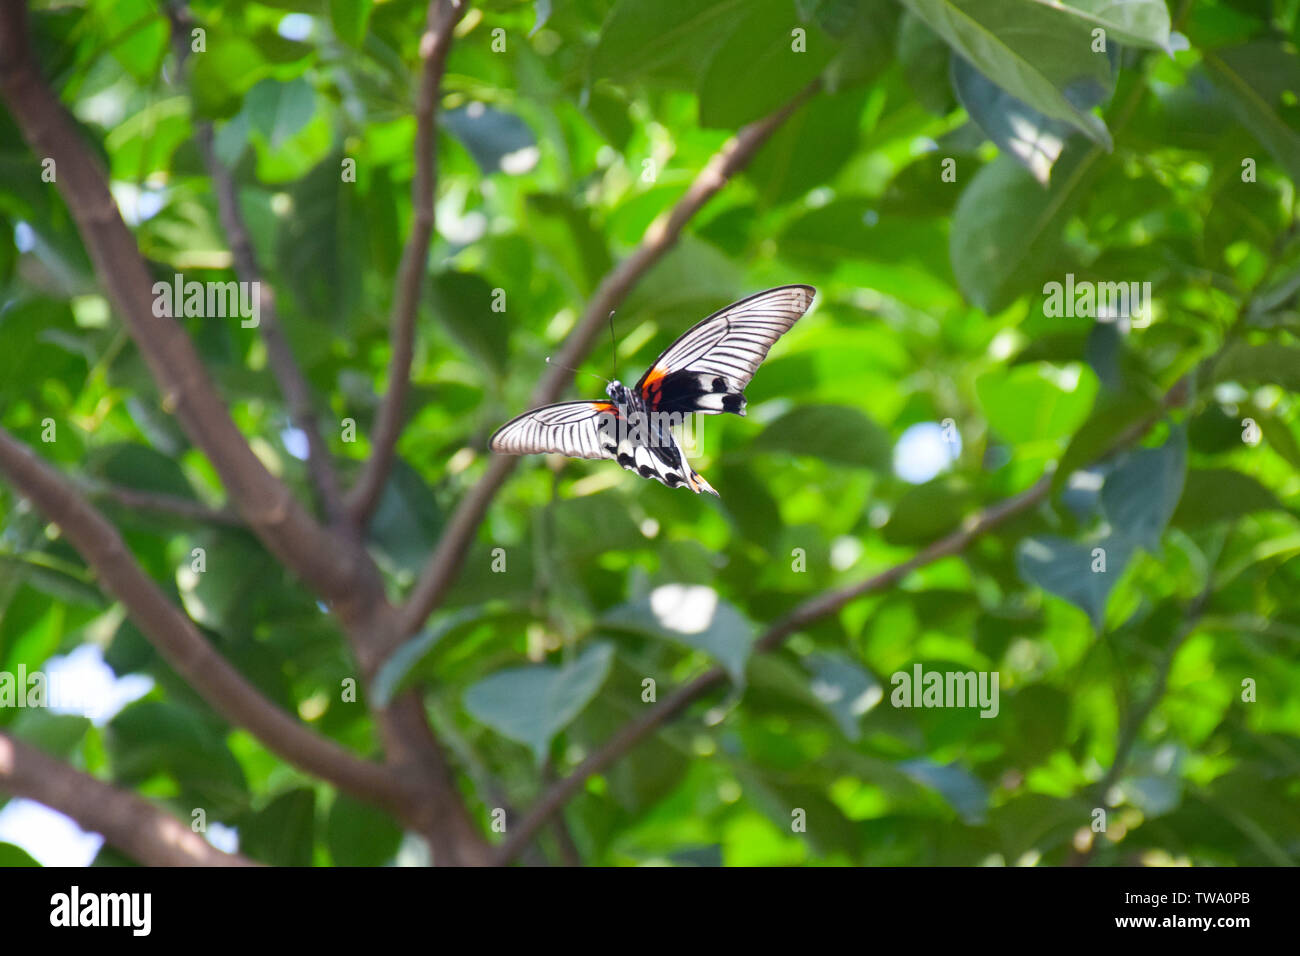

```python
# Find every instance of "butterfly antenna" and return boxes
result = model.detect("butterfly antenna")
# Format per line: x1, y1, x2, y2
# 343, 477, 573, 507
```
545, 355, 609, 387
607, 310, 619, 381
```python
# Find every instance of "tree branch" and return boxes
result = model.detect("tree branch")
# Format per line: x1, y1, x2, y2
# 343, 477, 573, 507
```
87, 481, 242, 526
0, 0, 359, 605
0, 731, 257, 866
200, 125, 347, 522
395, 79, 822, 644
346, 0, 467, 527
0, 427, 411, 815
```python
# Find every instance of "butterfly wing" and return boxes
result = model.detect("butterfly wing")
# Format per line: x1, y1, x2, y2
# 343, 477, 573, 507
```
489, 400, 718, 495
610, 413, 718, 496
489, 401, 619, 459
634, 284, 815, 417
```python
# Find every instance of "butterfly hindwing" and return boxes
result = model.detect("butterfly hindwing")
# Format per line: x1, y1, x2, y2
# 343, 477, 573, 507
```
635, 284, 814, 417
488, 401, 619, 459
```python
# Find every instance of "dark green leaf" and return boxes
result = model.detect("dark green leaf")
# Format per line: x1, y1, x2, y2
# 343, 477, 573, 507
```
464, 642, 615, 762
754, 404, 892, 469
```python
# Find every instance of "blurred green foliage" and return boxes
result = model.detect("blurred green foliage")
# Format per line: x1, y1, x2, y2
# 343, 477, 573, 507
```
2, 0, 1299, 866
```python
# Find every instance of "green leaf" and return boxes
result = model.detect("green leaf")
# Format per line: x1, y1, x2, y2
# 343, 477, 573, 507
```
463, 642, 615, 762
899, 11, 957, 114
591, 0, 745, 86
1055, 0, 1172, 51
1100, 426, 1186, 552
952, 57, 1067, 184
0, 298, 85, 404
240, 788, 315, 867
898, 0, 1113, 146
177, 531, 279, 633
754, 404, 893, 469
951, 145, 1102, 313
190, 37, 267, 119
899, 758, 989, 824
244, 77, 315, 149
0, 843, 40, 866
745, 87, 868, 204
1172, 469, 1285, 529
523, 194, 612, 295
427, 271, 510, 375
87, 442, 195, 499
1203, 43, 1300, 185
976, 362, 1099, 444
372, 606, 487, 707
604, 585, 754, 684
327, 794, 402, 866
106, 701, 248, 815
443, 105, 537, 176
366, 458, 444, 578
1052, 384, 1160, 492
1215, 343, 1300, 392
1259, 416, 1300, 470
276, 155, 363, 323
329, 0, 374, 47
620, 237, 742, 325
1017, 532, 1135, 627
7, 711, 90, 760
698, 0, 830, 127
805, 652, 882, 740
883, 476, 974, 545
780, 199, 950, 278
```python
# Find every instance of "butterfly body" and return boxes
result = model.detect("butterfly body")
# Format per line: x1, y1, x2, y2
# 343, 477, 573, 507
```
491, 285, 815, 496
597, 380, 717, 494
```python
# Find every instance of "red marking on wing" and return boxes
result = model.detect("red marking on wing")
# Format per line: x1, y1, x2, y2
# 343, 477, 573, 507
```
641, 366, 669, 406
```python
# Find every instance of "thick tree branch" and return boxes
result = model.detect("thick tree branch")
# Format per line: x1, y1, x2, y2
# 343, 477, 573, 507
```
347, 0, 467, 526
0, 731, 257, 866
395, 79, 822, 644
0, 0, 359, 606
0, 427, 410, 815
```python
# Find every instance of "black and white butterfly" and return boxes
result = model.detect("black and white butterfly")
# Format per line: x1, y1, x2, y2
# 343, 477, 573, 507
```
490, 285, 815, 495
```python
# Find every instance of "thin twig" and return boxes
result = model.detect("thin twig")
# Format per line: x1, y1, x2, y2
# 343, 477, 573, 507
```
89, 481, 242, 526
347, 0, 467, 526
161, 1, 345, 523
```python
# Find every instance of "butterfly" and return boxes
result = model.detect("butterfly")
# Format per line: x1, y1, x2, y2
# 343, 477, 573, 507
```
490, 284, 815, 496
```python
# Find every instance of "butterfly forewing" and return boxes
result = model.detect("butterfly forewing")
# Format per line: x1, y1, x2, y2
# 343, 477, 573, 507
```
635, 284, 814, 417
488, 401, 618, 459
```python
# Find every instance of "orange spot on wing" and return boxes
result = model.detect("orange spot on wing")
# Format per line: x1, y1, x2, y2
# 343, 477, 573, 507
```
642, 366, 669, 402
